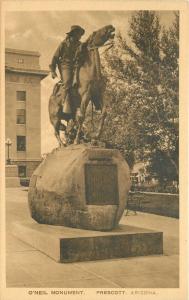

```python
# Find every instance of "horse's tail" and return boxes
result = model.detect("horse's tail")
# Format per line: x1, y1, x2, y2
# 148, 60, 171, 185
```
49, 81, 63, 126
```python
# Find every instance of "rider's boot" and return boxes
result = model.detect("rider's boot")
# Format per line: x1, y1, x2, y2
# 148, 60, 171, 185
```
62, 91, 72, 114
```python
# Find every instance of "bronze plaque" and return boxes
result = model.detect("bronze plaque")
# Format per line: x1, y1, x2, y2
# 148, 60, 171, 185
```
85, 164, 118, 205
87, 149, 113, 161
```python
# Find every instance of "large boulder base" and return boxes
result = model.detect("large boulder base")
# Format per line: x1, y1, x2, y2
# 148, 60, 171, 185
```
28, 144, 130, 231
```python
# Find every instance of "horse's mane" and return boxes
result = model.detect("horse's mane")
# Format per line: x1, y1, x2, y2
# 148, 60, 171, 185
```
76, 31, 97, 66
85, 31, 97, 47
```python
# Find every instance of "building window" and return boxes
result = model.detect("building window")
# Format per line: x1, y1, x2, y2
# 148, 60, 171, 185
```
18, 165, 26, 177
16, 109, 26, 124
17, 136, 26, 151
18, 58, 24, 64
17, 91, 26, 101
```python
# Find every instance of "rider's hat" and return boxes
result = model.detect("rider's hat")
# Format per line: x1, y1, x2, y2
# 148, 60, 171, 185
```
66, 25, 85, 36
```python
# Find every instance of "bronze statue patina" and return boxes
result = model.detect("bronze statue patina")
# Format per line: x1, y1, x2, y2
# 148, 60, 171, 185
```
48, 25, 115, 146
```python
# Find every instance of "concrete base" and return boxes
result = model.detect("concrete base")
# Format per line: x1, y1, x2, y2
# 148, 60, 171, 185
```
12, 220, 163, 263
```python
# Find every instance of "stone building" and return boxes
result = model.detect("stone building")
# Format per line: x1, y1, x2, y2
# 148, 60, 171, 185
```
5, 48, 48, 179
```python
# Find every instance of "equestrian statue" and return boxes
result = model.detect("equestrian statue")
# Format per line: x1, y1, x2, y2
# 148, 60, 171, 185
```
48, 25, 115, 146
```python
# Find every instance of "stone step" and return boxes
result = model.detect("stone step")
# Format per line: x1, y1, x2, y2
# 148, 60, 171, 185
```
12, 220, 163, 263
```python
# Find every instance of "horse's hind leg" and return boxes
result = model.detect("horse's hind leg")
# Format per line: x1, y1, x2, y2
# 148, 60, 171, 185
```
54, 123, 67, 147
55, 130, 64, 147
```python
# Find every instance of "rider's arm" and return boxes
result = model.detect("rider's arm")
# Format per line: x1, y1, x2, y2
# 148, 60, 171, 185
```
49, 41, 65, 73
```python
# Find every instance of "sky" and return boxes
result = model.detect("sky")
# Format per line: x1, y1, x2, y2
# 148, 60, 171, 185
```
5, 10, 176, 154
5, 11, 175, 69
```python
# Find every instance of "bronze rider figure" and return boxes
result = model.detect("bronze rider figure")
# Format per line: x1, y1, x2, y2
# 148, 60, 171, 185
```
49, 25, 85, 114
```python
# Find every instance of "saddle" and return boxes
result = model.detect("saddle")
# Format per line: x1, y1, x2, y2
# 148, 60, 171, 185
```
52, 81, 80, 114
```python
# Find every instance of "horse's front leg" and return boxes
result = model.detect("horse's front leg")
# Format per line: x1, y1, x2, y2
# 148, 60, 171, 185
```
95, 105, 107, 139
74, 90, 90, 144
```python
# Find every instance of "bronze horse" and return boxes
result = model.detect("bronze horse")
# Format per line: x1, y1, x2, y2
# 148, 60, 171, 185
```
48, 25, 115, 146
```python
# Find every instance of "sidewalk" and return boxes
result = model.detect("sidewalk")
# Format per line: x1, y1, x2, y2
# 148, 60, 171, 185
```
6, 187, 179, 288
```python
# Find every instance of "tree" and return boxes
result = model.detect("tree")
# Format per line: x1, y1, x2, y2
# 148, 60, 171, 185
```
159, 12, 179, 179
93, 11, 179, 182
84, 11, 179, 182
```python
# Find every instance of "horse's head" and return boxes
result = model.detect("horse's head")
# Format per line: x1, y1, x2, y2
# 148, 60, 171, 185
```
87, 25, 115, 48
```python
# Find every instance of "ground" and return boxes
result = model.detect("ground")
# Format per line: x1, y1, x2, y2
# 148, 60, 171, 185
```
5, 187, 179, 288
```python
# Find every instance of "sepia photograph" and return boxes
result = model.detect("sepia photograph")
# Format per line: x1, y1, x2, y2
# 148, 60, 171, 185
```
0, 1, 188, 300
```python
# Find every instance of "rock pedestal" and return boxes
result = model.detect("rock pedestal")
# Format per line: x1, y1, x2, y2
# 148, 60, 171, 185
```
28, 144, 131, 231
6, 164, 20, 187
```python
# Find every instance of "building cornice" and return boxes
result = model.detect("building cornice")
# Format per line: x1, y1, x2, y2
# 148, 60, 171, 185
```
6, 48, 40, 57
5, 65, 49, 79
